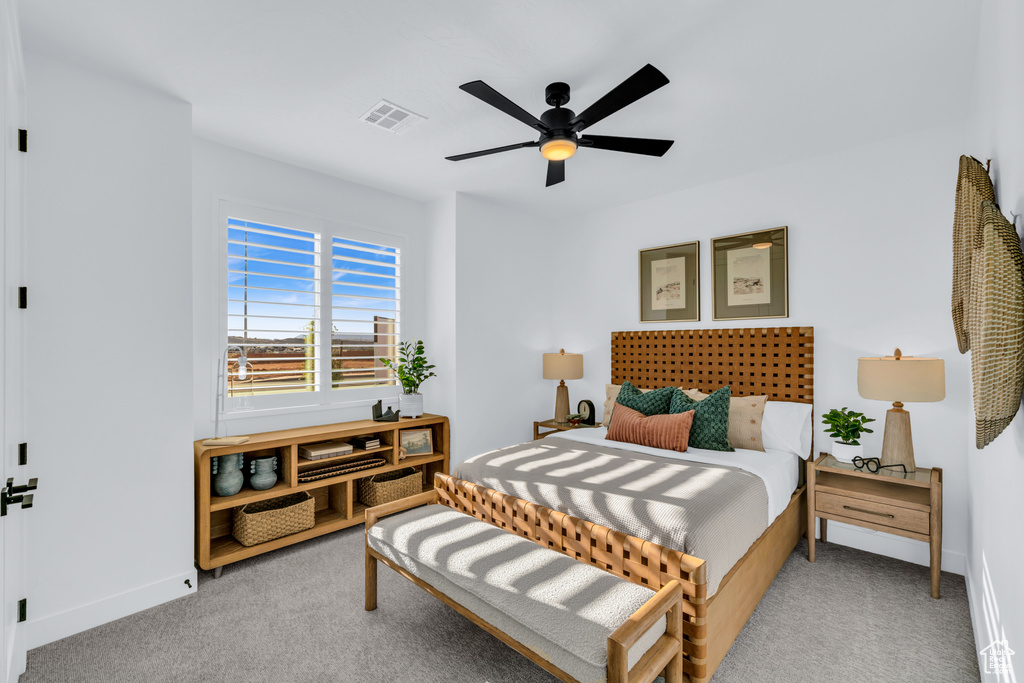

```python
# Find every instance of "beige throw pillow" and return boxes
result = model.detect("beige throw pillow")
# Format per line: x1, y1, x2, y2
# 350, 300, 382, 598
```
683, 389, 767, 452
603, 383, 652, 427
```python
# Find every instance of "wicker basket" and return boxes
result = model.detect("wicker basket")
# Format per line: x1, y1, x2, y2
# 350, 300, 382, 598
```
358, 468, 422, 507
233, 492, 315, 547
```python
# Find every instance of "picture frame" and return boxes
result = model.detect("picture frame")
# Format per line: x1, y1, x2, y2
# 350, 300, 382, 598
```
399, 428, 433, 457
638, 241, 700, 323
711, 226, 788, 321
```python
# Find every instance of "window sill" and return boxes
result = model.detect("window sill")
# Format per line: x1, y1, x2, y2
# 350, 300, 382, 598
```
219, 395, 400, 421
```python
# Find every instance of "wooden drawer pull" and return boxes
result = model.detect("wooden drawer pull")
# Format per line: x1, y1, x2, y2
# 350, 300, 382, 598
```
843, 505, 894, 519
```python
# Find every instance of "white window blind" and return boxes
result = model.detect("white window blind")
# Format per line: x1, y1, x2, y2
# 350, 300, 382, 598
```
331, 236, 400, 389
227, 217, 321, 398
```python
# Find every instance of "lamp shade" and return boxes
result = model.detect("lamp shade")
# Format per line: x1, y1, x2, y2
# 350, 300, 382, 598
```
858, 351, 945, 403
543, 349, 583, 380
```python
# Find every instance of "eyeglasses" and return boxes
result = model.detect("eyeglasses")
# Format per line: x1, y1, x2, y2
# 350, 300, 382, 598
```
852, 456, 907, 474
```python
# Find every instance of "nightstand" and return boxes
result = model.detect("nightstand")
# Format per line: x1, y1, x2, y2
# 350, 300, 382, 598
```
807, 453, 943, 598
533, 419, 601, 440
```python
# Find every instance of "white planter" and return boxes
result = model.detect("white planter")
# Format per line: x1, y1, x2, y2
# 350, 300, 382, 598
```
399, 392, 424, 418
831, 441, 863, 463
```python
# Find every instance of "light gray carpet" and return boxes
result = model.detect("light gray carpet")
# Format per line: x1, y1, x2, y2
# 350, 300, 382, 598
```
21, 529, 979, 683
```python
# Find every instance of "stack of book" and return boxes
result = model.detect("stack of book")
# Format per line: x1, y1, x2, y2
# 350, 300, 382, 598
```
351, 435, 381, 451
299, 439, 354, 461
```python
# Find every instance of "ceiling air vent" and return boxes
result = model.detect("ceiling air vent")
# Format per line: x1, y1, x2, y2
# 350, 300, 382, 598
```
360, 100, 426, 135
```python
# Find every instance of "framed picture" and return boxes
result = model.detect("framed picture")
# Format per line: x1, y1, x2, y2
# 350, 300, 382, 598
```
399, 428, 433, 457
711, 226, 788, 320
638, 241, 699, 323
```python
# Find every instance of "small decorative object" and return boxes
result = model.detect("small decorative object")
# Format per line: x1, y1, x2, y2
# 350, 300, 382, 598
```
821, 407, 876, 463
296, 457, 386, 483
380, 340, 436, 419
371, 399, 400, 422
232, 492, 315, 547
542, 349, 584, 423
577, 399, 596, 425
249, 455, 278, 491
711, 226, 788, 321
358, 468, 422, 507
858, 348, 946, 471
639, 241, 699, 323
852, 456, 907, 476
400, 428, 433, 457
566, 413, 583, 425
211, 453, 244, 497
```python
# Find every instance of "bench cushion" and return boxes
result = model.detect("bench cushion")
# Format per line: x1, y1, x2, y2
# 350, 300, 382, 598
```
368, 505, 666, 683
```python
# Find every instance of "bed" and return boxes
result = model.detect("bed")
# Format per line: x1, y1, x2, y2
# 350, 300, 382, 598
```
454, 327, 814, 682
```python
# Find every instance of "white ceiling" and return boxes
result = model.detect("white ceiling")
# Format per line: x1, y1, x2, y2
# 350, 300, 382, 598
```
19, 0, 980, 218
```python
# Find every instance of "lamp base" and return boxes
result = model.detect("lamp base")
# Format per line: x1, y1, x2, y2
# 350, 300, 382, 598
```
553, 381, 570, 424
880, 402, 916, 473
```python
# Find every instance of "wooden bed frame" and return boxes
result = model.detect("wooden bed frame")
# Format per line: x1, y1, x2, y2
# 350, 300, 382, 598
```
608, 327, 814, 680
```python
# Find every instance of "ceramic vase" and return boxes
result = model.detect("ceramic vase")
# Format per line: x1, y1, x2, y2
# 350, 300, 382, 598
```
831, 441, 863, 463
399, 392, 424, 418
212, 453, 244, 496
249, 456, 278, 491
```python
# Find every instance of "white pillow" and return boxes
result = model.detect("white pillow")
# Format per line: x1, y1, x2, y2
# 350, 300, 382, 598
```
761, 401, 813, 458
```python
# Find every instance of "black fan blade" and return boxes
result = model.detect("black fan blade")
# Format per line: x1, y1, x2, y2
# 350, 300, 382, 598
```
546, 160, 565, 187
460, 81, 549, 134
446, 141, 538, 162
579, 135, 674, 157
569, 64, 670, 133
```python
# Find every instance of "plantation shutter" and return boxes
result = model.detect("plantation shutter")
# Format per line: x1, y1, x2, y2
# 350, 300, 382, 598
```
227, 218, 321, 397
330, 235, 400, 389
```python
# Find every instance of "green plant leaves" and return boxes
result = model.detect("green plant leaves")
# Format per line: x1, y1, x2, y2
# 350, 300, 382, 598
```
379, 340, 436, 394
821, 406, 875, 445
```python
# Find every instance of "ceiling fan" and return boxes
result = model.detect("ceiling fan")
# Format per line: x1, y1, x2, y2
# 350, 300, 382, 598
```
445, 64, 674, 187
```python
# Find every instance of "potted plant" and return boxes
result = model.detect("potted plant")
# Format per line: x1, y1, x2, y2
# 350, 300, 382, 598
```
821, 407, 876, 462
380, 340, 436, 418
565, 413, 583, 426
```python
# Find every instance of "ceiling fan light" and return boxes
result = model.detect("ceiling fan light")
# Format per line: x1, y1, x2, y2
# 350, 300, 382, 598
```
540, 138, 577, 161
753, 242, 773, 249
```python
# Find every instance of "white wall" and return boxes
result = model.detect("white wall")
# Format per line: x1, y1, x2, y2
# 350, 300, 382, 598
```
966, 0, 1024, 677
192, 139, 430, 438
552, 123, 971, 574
24, 52, 195, 647
424, 195, 457, 447
448, 194, 556, 464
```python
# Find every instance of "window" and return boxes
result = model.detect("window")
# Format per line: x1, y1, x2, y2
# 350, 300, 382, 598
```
220, 201, 402, 412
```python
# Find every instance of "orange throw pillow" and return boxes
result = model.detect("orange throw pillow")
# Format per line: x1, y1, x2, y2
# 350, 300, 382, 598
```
606, 405, 695, 453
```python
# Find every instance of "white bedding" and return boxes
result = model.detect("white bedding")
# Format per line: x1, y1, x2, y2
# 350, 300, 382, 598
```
551, 426, 800, 523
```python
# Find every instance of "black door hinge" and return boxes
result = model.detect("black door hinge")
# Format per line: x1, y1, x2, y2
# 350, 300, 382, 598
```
18, 443, 27, 466
18, 129, 26, 153
18, 287, 26, 309
17, 599, 26, 623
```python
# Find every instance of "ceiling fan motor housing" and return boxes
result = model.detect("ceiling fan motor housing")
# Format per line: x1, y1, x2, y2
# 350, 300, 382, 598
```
544, 81, 571, 107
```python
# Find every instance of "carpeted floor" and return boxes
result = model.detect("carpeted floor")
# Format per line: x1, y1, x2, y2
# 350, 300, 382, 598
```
21, 528, 979, 682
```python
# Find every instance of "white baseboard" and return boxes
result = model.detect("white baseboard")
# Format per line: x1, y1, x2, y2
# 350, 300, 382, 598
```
816, 519, 966, 575
27, 569, 198, 649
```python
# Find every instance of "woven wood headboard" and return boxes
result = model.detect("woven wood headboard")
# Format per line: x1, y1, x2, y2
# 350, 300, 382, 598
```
611, 327, 814, 403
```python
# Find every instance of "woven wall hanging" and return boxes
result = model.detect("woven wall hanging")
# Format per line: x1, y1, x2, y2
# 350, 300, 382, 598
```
969, 200, 1024, 448
951, 155, 994, 354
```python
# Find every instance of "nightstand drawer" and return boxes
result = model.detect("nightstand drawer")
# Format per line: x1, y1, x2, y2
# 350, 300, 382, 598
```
816, 491, 930, 534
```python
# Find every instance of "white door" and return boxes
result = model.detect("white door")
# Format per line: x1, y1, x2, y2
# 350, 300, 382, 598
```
1, 0, 29, 679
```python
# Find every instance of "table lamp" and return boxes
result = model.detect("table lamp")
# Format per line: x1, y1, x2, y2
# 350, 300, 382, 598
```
542, 349, 583, 424
857, 348, 945, 473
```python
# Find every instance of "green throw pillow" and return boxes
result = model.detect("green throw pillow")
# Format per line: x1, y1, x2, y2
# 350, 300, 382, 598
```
615, 381, 675, 416
670, 386, 734, 452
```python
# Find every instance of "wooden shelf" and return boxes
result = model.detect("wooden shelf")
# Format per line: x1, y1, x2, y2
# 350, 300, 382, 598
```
209, 508, 352, 566
210, 480, 291, 512
196, 414, 449, 572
